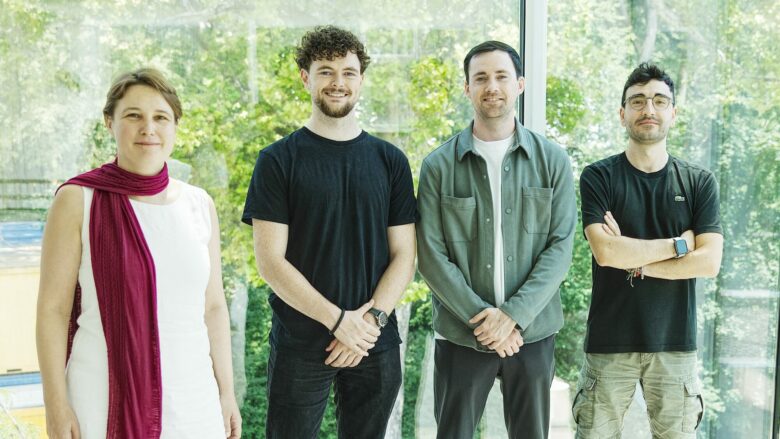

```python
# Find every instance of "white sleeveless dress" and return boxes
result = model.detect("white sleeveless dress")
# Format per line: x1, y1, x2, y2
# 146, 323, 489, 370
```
65, 183, 225, 438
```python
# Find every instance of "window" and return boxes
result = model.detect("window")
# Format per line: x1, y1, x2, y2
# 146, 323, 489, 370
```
547, 1, 780, 437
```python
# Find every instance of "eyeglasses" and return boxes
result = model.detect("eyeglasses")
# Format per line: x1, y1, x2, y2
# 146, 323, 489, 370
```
624, 94, 673, 111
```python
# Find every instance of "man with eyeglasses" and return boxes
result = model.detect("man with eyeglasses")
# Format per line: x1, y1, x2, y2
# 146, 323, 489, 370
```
573, 63, 724, 438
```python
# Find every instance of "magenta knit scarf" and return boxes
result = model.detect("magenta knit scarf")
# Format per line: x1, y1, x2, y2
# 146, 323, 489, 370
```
62, 161, 168, 438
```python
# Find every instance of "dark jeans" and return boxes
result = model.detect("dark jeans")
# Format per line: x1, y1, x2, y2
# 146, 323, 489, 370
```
434, 335, 556, 439
266, 343, 402, 439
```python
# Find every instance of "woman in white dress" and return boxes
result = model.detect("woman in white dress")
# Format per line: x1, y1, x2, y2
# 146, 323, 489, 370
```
36, 68, 241, 439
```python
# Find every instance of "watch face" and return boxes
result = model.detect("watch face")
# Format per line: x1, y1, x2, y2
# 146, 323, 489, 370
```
674, 238, 688, 255
372, 309, 388, 327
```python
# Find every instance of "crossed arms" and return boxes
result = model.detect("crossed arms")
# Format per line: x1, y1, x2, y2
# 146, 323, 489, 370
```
252, 219, 416, 367
585, 211, 723, 279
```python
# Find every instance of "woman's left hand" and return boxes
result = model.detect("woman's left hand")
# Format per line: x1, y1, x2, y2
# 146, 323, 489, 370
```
220, 394, 242, 439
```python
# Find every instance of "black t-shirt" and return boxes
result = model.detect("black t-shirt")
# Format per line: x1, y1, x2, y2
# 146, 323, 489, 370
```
580, 153, 722, 353
242, 127, 417, 353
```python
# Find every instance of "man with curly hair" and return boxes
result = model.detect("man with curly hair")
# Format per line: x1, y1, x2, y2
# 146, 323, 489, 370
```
242, 26, 417, 438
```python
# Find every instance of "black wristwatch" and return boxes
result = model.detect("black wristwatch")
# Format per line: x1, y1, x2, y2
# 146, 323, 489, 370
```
672, 237, 688, 258
368, 308, 388, 328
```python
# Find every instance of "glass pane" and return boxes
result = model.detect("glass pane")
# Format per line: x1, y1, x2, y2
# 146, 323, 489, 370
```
0, 1, 522, 437
547, 1, 780, 438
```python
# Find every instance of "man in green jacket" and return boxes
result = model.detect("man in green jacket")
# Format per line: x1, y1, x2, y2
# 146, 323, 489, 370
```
416, 40, 576, 439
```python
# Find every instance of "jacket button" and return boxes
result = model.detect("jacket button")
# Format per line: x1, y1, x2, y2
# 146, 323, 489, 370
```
505, 208, 511, 214
486, 264, 492, 269
507, 256, 514, 262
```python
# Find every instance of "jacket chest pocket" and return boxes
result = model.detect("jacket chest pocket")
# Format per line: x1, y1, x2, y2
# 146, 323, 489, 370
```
441, 195, 476, 242
522, 187, 552, 234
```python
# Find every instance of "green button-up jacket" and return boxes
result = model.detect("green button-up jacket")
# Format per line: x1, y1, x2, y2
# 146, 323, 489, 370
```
416, 119, 576, 350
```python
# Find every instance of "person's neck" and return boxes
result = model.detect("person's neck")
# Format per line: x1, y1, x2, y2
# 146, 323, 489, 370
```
115, 158, 173, 203
625, 140, 669, 173
305, 109, 362, 142
116, 157, 165, 177
130, 179, 179, 204
472, 113, 516, 142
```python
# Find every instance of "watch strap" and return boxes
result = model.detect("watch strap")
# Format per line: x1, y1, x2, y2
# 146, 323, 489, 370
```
368, 307, 387, 327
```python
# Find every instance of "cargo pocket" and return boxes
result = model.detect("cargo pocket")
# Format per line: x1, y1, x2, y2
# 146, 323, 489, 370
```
682, 378, 704, 433
572, 372, 597, 429
441, 195, 476, 242
521, 187, 552, 234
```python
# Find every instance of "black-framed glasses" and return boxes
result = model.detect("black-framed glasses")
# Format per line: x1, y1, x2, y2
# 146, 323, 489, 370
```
624, 93, 673, 110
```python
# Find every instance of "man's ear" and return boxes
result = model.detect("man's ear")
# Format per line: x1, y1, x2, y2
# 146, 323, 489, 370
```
300, 68, 310, 89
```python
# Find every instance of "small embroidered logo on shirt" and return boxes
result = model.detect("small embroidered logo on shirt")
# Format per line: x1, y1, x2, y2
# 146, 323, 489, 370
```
675, 195, 686, 202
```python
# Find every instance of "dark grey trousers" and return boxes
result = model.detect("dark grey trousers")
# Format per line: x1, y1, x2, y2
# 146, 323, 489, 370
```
434, 335, 556, 439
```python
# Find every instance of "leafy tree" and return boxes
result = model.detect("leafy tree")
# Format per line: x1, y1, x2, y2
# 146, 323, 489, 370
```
3, 1, 778, 437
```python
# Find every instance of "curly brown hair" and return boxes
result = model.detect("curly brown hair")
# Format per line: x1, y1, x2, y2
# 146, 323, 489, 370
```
295, 26, 371, 73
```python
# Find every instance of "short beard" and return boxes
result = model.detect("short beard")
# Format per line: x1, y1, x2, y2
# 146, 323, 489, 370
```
627, 125, 669, 144
314, 95, 355, 118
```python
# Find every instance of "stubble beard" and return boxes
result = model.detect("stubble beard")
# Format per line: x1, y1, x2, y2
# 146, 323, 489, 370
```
627, 121, 669, 144
476, 96, 513, 122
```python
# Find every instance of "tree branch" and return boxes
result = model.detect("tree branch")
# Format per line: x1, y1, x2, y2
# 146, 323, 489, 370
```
639, 0, 658, 62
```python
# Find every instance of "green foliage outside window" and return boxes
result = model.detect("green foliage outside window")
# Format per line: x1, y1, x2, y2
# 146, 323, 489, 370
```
1, 0, 779, 437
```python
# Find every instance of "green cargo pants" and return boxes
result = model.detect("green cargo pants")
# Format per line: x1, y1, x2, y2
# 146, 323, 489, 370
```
572, 352, 704, 439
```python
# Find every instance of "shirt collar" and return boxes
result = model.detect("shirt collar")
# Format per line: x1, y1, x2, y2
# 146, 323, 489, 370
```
456, 118, 533, 162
